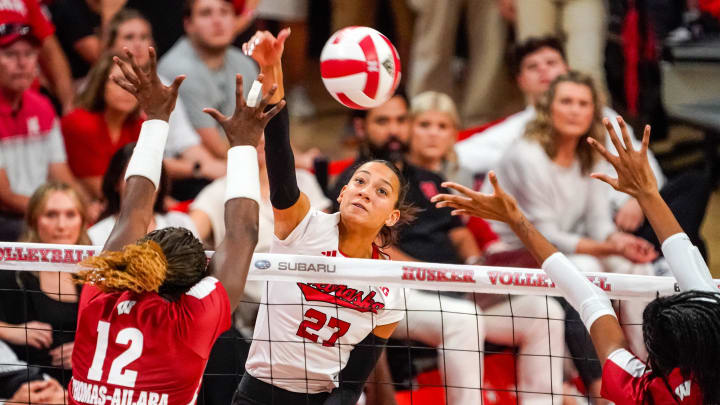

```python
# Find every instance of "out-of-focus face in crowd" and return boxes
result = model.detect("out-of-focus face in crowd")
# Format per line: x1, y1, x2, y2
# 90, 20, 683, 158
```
105, 64, 139, 113
0, 39, 38, 95
410, 110, 457, 165
35, 190, 84, 245
517, 46, 569, 102
184, 0, 236, 52
550, 81, 595, 139
360, 95, 411, 162
111, 17, 153, 66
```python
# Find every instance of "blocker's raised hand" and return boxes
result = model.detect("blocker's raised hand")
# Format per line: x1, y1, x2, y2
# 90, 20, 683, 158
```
111, 47, 185, 122
587, 116, 658, 198
203, 74, 286, 148
431, 171, 522, 224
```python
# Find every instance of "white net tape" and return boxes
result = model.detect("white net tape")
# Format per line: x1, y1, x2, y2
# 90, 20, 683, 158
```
1, 242, 718, 300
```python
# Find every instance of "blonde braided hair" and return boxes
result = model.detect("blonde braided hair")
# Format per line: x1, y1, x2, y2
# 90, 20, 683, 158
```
75, 240, 168, 293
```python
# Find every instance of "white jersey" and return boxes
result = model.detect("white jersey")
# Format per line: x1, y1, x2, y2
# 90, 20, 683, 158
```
245, 209, 405, 393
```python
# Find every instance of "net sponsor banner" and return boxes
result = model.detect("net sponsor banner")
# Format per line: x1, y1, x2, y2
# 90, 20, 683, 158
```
1, 242, 718, 300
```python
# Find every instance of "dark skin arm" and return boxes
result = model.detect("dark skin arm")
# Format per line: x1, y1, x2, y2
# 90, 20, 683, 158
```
204, 74, 286, 308
103, 47, 185, 252
432, 172, 629, 365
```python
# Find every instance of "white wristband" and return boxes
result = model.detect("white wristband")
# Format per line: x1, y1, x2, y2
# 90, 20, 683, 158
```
542, 252, 616, 330
225, 146, 261, 205
246, 80, 263, 107
661, 233, 718, 292
124, 120, 169, 189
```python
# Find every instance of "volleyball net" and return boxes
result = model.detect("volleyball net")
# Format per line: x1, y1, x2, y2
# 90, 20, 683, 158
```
1, 242, 717, 405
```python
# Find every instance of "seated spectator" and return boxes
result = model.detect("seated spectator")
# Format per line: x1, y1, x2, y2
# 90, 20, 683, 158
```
0, 182, 91, 385
0, 23, 89, 241
62, 52, 143, 199
104, 9, 226, 200
407, 91, 474, 188
0, 340, 66, 404
0, 0, 74, 113
486, 71, 656, 360
88, 143, 199, 245
456, 36, 711, 257
49, 0, 103, 79
159, 0, 259, 159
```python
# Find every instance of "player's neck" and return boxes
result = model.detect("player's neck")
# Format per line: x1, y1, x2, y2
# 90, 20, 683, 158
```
337, 221, 375, 259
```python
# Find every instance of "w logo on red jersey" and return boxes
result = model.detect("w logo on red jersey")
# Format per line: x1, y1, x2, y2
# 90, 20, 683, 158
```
321, 250, 337, 257
675, 380, 692, 400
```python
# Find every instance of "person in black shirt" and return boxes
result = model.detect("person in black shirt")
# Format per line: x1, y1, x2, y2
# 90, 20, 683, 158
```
330, 93, 482, 265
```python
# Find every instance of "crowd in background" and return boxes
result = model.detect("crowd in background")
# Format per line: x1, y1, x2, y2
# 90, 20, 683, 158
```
1, 0, 719, 404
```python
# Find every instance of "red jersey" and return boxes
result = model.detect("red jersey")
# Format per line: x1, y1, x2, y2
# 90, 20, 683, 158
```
69, 276, 231, 405
602, 348, 703, 404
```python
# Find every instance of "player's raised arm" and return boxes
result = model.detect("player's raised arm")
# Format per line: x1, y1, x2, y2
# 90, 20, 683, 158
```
103, 47, 185, 252
243, 29, 311, 239
204, 74, 285, 309
588, 117, 718, 293
431, 173, 628, 364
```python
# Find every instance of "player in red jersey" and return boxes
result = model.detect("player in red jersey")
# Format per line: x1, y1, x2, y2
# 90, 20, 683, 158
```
67, 46, 284, 405
433, 116, 719, 405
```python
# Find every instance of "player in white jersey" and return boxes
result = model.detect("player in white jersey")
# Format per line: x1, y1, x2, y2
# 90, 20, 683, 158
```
233, 30, 410, 405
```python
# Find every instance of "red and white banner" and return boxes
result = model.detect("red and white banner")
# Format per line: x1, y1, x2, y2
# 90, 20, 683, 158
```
1, 242, 717, 300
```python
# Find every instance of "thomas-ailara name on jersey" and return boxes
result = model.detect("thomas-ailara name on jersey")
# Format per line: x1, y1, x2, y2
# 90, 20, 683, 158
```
71, 378, 169, 405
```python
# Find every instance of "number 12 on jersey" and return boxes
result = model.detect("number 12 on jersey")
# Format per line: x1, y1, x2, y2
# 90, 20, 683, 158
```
87, 321, 144, 387
296, 308, 351, 347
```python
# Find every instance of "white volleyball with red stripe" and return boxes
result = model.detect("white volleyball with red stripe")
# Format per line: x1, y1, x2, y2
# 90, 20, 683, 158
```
320, 26, 401, 110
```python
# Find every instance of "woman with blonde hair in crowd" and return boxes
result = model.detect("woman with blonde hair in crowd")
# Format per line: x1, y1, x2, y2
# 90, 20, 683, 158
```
407, 91, 474, 188
0, 182, 91, 386
485, 71, 657, 366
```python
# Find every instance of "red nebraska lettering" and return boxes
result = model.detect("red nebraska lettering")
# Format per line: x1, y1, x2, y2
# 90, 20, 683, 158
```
401, 267, 475, 283
488, 271, 500, 285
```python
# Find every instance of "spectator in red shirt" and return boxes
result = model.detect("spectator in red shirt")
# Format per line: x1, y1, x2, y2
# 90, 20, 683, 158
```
0, 14, 88, 241
0, 0, 74, 113
61, 52, 143, 200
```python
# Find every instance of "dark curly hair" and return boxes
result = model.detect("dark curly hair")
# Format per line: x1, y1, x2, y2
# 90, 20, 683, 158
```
140, 227, 208, 295
643, 290, 720, 404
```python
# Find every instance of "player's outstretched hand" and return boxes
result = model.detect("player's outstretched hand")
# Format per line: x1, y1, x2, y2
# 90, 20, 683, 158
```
111, 47, 185, 122
587, 116, 658, 199
242, 28, 290, 68
431, 171, 522, 224
202, 74, 286, 148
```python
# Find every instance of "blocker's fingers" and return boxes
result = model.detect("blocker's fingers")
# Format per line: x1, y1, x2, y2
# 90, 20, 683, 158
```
641, 124, 651, 155
203, 108, 227, 124
233, 74, 246, 112
123, 47, 145, 81
587, 137, 619, 166
169, 75, 186, 98
147, 47, 158, 75
111, 76, 138, 94
439, 181, 476, 197
616, 116, 635, 153
430, 193, 473, 205
253, 82, 274, 110
451, 209, 469, 216
113, 56, 140, 86
604, 118, 627, 158
590, 173, 620, 190
262, 99, 286, 124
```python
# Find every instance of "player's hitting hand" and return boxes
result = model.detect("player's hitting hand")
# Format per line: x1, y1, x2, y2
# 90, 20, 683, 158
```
111, 47, 185, 122
242, 28, 290, 68
202, 74, 286, 148
587, 116, 658, 199
431, 171, 522, 224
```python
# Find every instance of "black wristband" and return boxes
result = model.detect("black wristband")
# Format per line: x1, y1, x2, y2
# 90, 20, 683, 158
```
263, 104, 300, 210
323, 333, 388, 405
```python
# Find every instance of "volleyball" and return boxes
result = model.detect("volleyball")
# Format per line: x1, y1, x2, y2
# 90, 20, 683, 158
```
320, 26, 402, 110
